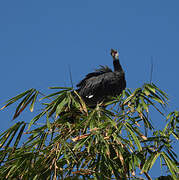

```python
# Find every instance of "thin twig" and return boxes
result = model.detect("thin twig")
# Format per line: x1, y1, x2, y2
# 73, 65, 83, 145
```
149, 56, 154, 84
68, 65, 73, 88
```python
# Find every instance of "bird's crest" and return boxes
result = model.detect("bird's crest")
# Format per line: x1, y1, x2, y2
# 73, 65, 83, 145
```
95, 65, 112, 73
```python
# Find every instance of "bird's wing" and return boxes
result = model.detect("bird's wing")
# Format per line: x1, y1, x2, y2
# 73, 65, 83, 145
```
76, 66, 112, 88
78, 71, 125, 98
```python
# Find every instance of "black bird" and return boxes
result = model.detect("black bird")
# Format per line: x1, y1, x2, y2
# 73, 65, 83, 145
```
76, 49, 126, 107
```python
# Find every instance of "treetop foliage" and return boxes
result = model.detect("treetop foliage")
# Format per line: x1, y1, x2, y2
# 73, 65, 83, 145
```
0, 83, 178, 179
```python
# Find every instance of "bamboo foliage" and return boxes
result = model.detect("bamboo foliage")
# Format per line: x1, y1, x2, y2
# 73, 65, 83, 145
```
0, 83, 178, 179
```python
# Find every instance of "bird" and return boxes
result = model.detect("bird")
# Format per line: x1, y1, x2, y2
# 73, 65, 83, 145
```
76, 49, 126, 108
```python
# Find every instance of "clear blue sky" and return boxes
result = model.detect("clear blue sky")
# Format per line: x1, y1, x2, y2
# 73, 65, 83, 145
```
0, 0, 178, 178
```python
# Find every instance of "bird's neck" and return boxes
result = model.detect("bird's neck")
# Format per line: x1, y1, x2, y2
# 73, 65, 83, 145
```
113, 59, 123, 72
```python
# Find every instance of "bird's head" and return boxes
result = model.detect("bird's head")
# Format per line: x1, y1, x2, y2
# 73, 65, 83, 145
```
111, 49, 119, 60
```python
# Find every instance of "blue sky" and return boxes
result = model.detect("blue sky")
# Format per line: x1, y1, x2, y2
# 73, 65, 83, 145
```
0, 0, 178, 178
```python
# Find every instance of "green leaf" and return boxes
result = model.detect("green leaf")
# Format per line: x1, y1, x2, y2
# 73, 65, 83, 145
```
30, 91, 39, 112
13, 122, 26, 150
141, 152, 160, 174
0, 82, 178, 179
0, 122, 23, 149
152, 96, 164, 104
123, 88, 141, 105
143, 96, 165, 116
28, 111, 46, 130
39, 90, 67, 101
37, 132, 48, 150
13, 89, 36, 119
143, 87, 150, 96
56, 97, 68, 117
151, 83, 168, 99
161, 152, 178, 179
171, 132, 178, 140
48, 86, 73, 90
1, 89, 34, 110
125, 123, 142, 151
6, 165, 18, 178
46, 113, 51, 130
145, 84, 156, 94
140, 97, 148, 112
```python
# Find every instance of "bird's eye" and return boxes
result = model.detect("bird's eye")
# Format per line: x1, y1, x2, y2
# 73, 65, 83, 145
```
113, 52, 117, 56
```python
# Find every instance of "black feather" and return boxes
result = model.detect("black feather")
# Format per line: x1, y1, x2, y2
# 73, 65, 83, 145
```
76, 66, 112, 88
76, 50, 126, 107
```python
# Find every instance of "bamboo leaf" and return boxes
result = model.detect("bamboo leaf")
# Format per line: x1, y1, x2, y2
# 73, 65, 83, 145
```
13, 94, 35, 119
140, 97, 148, 112
145, 84, 156, 94
151, 96, 165, 104
39, 90, 67, 101
46, 113, 51, 130
13, 89, 36, 119
0, 82, 178, 179
143, 87, 150, 96
4, 125, 21, 148
166, 149, 178, 163
0, 89, 34, 110
23, 132, 41, 146
73, 135, 91, 150
33, 175, 39, 180
143, 96, 165, 116
125, 123, 142, 151
37, 132, 48, 150
0, 123, 23, 163
151, 83, 168, 99
0, 122, 23, 149
48, 87, 73, 90
56, 97, 68, 117
30, 91, 39, 112
6, 165, 17, 178
48, 93, 67, 117
171, 132, 178, 140
0, 131, 12, 148
148, 152, 160, 170
13, 122, 26, 150
140, 152, 160, 174
161, 152, 178, 179
123, 88, 141, 105
28, 111, 46, 130
74, 90, 88, 114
